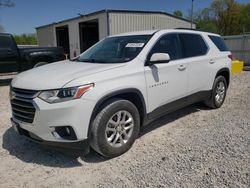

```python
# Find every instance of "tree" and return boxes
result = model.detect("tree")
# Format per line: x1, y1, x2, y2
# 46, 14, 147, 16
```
173, 10, 183, 18
14, 34, 37, 45
240, 4, 250, 33
194, 8, 218, 33
191, 0, 250, 35
211, 0, 244, 35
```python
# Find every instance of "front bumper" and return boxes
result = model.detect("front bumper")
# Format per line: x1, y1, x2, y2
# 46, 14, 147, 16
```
11, 118, 90, 154
11, 96, 95, 141
10, 90, 96, 153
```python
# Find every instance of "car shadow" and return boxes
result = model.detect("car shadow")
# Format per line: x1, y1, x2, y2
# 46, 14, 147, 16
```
2, 103, 208, 167
139, 102, 211, 137
0, 78, 12, 86
2, 128, 85, 167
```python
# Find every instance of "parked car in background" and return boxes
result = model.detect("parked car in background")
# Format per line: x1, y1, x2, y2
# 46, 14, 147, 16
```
10, 29, 232, 158
0, 33, 65, 73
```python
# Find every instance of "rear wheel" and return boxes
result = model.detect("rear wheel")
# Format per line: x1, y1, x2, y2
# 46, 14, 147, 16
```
204, 76, 227, 109
90, 99, 140, 158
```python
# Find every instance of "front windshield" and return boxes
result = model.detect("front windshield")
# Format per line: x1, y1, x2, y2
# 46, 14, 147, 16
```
75, 35, 151, 63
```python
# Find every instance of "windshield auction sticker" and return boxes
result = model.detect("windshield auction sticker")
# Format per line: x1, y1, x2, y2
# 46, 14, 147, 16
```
125, 43, 145, 48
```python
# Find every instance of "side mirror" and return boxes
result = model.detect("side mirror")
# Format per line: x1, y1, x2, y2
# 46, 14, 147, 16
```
148, 53, 170, 65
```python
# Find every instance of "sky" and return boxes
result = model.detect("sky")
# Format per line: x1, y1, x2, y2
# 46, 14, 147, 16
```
0, 0, 249, 35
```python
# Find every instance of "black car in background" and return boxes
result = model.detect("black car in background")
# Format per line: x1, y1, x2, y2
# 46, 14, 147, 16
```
0, 33, 65, 73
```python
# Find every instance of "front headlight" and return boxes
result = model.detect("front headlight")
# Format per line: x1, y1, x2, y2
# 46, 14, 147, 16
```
38, 83, 94, 103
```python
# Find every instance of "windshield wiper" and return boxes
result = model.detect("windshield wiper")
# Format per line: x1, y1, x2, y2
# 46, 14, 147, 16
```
79, 59, 107, 63
70, 57, 80, 62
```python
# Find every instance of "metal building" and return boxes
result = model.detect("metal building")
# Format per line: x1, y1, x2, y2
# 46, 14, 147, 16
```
223, 34, 250, 66
36, 9, 195, 58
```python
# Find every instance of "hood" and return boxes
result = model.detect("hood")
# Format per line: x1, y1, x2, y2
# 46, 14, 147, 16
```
11, 60, 125, 90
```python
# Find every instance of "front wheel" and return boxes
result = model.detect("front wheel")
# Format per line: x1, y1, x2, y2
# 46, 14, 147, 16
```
90, 99, 140, 158
204, 76, 227, 109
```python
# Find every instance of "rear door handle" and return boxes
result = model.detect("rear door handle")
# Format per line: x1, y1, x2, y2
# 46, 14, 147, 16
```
178, 65, 186, 71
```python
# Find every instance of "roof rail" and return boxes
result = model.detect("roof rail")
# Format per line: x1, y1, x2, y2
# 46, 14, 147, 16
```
175, 27, 197, 31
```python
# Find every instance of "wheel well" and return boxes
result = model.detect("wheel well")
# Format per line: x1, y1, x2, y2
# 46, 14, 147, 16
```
90, 91, 146, 131
216, 69, 230, 86
112, 92, 145, 125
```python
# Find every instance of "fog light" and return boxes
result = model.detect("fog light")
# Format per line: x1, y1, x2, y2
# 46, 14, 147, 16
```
52, 126, 77, 140
65, 127, 70, 135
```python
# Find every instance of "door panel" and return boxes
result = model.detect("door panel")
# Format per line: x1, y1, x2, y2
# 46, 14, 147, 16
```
186, 56, 213, 94
0, 35, 19, 73
178, 33, 211, 94
145, 59, 188, 114
144, 34, 188, 115
79, 20, 99, 53
56, 26, 70, 58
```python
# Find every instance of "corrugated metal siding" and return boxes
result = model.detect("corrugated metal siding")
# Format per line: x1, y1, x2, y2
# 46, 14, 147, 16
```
36, 25, 55, 47
37, 11, 195, 58
223, 35, 250, 66
109, 12, 193, 35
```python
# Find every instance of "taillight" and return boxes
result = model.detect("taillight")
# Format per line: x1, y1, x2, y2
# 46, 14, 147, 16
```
228, 54, 234, 61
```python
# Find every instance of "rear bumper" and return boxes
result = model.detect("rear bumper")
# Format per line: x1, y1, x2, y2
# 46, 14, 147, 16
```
11, 118, 90, 154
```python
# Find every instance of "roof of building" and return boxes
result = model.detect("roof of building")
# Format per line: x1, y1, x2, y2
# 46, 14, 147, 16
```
110, 29, 219, 37
36, 9, 194, 29
111, 30, 158, 36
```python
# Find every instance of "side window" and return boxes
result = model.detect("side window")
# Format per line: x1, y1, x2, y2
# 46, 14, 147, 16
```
179, 33, 208, 58
209, 35, 229, 52
0, 35, 16, 51
149, 34, 182, 60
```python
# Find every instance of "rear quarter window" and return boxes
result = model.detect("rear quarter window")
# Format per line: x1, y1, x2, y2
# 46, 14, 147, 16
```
209, 35, 229, 52
179, 33, 208, 58
0, 35, 16, 50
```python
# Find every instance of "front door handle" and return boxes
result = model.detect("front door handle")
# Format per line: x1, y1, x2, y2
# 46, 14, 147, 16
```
178, 65, 186, 71
209, 60, 215, 64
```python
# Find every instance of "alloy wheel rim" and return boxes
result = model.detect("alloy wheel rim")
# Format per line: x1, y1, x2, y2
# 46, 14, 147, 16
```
215, 81, 226, 104
105, 110, 134, 148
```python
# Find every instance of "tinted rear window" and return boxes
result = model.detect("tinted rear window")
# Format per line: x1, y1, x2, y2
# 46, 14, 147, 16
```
0, 35, 15, 50
209, 35, 229, 52
179, 33, 208, 58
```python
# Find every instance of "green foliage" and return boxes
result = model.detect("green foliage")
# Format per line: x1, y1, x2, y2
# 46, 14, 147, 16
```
173, 10, 183, 18
194, 8, 218, 33
240, 4, 250, 33
14, 34, 37, 45
193, 0, 250, 35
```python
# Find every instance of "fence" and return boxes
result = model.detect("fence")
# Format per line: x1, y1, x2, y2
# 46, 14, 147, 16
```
223, 34, 250, 66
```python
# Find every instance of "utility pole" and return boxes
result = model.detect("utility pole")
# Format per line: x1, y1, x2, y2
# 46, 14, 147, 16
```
191, 0, 194, 29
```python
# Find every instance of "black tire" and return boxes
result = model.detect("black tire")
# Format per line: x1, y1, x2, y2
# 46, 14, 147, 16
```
33, 62, 48, 68
90, 99, 140, 158
204, 75, 227, 109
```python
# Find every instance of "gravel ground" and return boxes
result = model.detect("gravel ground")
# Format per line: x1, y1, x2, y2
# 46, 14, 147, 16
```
0, 72, 249, 188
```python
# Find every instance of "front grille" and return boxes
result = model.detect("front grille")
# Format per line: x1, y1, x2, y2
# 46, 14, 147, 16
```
10, 87, 38, 123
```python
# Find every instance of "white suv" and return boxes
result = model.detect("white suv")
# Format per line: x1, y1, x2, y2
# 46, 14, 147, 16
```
10, 29, 232, 157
